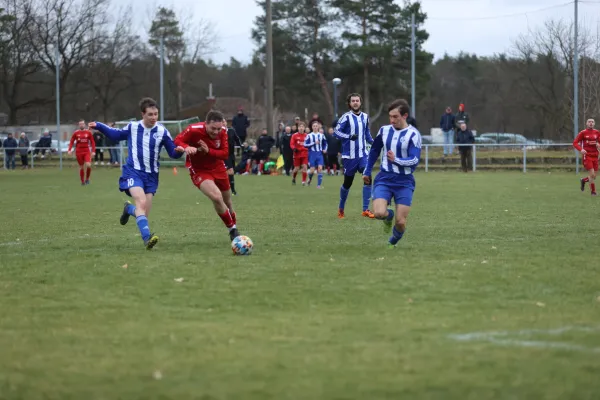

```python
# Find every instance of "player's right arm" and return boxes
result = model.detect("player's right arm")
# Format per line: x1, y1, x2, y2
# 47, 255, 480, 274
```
90, 122, 130, 142
303, 133, 314, 149
290, 133, 297, 152
363, 128, 384, 183
573, 131, 585, 154
334, 114, 351, 140
67, 132, 77, 154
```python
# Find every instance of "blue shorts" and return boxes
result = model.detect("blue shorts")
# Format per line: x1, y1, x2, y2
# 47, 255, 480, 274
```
342, 156, 367, 176
119, 165, 159, 196
308, 152, 324, 167
372, 176, 415, 207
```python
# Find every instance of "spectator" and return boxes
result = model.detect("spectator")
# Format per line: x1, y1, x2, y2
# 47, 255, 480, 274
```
3, 133, 17, 169
34, 129, 52, 158
455, 122, 475, 172
440, 106, 456, 157
18, 132, 29, 169
224, 119, 241, 195
257, 128, 276, 174
407, 115, 418, 129
104, 122, 121, 166
234, 142, 253, 174
455, 103, 470, 129
275, 121, 285, 149
308, 112, 324, 129
93, 128, 105, 165
280, 126, 293, 176
325, 127, 342, 175
232, 107, 250, 146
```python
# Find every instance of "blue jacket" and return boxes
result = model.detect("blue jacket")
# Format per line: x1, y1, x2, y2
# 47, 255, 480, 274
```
3, 137, 17, 155
440, 113, 455, 131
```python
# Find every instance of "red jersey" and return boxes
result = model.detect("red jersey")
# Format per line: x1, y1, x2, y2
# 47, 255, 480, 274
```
174, 123, 229, 173
573, 128, 600, 157
68, 130, 95, 154
290, 132, 308, 156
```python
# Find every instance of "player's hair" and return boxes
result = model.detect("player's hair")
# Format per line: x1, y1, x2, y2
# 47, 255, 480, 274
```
347, 93, 363, 108
139, 97, 158, 114
387, 99, 410, 116
297, 120, 306, 127
205, 110, 225, 123
78, 118, 85, 122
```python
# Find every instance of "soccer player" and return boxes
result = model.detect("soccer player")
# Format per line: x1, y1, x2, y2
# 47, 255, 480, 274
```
363, 99, 422, 248
89, 97, 184, 249
334, 93, 375, 219
68, 119, 96, 185
573, 118, 600, 195
174, 110, 242, 241
304, 121, 328, 188
290, 121, 308, 185
224, 119, 241, 195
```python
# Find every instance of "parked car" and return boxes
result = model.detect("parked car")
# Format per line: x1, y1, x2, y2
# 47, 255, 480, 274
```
28, 139, 70, 155
479, 133, 539, 150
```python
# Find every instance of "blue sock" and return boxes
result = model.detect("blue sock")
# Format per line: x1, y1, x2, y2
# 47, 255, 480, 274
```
389, 226, 404, 245
339, 186, 349, 210
136, 215, 151, 241
386, 209, 394, 221
126, 204, 136, 216
309, 173, 314, 182
362, 185, 372, 211
317, 173, 323, 186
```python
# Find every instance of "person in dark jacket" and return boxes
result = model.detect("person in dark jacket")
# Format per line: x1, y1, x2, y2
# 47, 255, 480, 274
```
232, 107, 250, 154
407, 115, 418, 129
256, 128, 276, 174
35, 130, 52, 158
325, 127, 341, 175
18, 132, 30, 169
3, 133, 18, 169
93, 129, 105, 165
225, 119, 241, 195
280, 125, 293, 175
455, 103, 470, 130
440, 106, 456, 156
455, 122, 475, 172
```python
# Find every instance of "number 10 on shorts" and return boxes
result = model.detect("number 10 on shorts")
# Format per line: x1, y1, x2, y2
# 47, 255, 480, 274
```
127, 178, 135, 187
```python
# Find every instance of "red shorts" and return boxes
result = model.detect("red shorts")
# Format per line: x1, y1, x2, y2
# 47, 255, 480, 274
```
293, 155, 308, 167
583, 156, 598, 171
190, 170, 230, 192
76, 152, 91, 166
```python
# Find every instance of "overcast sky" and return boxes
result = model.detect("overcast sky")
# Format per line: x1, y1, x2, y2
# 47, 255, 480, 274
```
136, 0, 600, 65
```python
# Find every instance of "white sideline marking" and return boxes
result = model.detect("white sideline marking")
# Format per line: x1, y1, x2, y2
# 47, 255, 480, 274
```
0, 234, 119, 247
448, 326, 600, 353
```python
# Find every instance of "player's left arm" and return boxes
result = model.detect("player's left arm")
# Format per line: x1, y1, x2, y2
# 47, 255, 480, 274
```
304, 133, 314, 148
207, 131, 229, 160
365, 117, 374, 144
161, 130, 184, 159
91, 122, 130, 142
391, 133, 422, 167
322, 134, 328, 153
363, 129, 384, 179
89, 132, 96, 153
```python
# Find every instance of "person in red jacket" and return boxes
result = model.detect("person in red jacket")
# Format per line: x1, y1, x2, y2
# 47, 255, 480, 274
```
573, 118, 600, 195
68, 119, 96, 185
174, 110, 241, 241
290, 121, 308, 185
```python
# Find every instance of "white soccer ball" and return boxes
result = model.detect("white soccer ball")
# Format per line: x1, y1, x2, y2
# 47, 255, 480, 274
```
231, 235, 253, 256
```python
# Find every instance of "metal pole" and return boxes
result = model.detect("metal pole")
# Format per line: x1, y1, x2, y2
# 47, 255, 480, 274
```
574, 0, 579, 174
160, 36, 165, 120
411, 13, 416, 117
56, 41, 62, 171
472, 145, 476, 172
523, 145, 527, 173
334, 84, 338, 119
266, 0, 274, 137
425, 145, 428, 172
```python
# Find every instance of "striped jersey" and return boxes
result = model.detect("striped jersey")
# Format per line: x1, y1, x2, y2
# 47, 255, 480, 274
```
364, 124, 422, 179
304, 132, 328, 153
334, 110, 373, 159
94, 120, 181, 174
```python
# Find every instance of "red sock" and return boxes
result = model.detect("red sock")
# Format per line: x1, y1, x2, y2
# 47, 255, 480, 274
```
230, 210, 237, 225
333, 165, 337, 173
302, 171, 307, 182
86, 167, 91, 180
79, 169, 84, 183
592, 183, 596, 193
293, 171, 298, 179
245, 161, 251, 173
583, 177, 590, 183
218, 210, 235, 229
259, 160, 264, 172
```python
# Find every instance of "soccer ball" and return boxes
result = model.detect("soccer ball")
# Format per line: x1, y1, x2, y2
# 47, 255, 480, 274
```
231, 235, 253, 255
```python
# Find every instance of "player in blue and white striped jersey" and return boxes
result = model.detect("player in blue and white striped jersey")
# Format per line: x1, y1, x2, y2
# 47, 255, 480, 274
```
89, 97, 184, 249
304, 121, 328, 188
363, 99, 422, 248
334, 93, 375, 219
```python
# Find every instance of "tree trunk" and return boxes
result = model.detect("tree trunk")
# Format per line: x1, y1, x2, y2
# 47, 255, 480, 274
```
314, 63, 333, 118
177, 64, 183, 118
362, 13, 370, 115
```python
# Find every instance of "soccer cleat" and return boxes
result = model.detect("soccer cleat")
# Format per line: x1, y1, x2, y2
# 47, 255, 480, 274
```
302, 181, 306, 186
317, 185, 322, 189
362, 210, 375, 219
145, 234, 159, 250
593, 192, 598, 196
292, 179, 296, 185
120, 201, 132, 225
85, 180, 90, 185
232, 191, 237, 196
383, 218, 393, 234
581, 178, 586, 192
337, 208, 345, 219
81, 182, 85, 186
229, 228, 240, 241
387, 243, 396, 249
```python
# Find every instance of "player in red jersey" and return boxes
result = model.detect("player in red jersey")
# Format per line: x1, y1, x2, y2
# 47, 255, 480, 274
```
573, 118, 600, 195
68, 119, 96, 185
290, 121, 308, 185
174, 110, 241, 241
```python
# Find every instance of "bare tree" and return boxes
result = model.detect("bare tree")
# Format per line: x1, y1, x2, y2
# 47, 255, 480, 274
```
25, 0, 108, 119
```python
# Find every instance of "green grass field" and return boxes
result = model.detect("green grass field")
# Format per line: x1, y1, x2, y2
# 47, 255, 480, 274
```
1, 168, 599, 399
